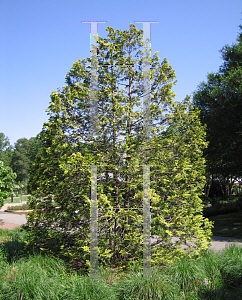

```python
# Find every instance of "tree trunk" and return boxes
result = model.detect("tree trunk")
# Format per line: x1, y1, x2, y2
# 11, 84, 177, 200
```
205, 174, 213, 198
229, 175, 234, 195
218, 177, 225, 197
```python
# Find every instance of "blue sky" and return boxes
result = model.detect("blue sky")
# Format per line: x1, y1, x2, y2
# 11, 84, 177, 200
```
0, 0, 241, 147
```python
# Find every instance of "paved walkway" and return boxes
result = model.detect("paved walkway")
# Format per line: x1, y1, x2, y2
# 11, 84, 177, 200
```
0, 201, 28, 212
151, 234, 242, 253
209, 236, 242, 251
0, 211, 28, 226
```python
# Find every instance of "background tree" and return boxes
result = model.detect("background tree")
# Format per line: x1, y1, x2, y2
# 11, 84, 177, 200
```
0, 133, 42, 196
28, 136, 43, 163
11, 136, 41, 186
11, 138, 31, 183
193, 24, 242, 198
0, 161, 16, 208
24, 24, 213, 273
0, 132, 14, 168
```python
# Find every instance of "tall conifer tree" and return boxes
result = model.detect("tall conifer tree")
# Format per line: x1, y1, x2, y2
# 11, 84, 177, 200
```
25, 24, 213, 272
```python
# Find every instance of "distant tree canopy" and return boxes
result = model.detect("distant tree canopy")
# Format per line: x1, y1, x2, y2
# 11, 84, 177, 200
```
0, 161, 16, 208
0, 133, 42, 190
193, 24, 242, 197
11, 136, 43, 184
11, 138, 31, 183
0, 132, 13, 168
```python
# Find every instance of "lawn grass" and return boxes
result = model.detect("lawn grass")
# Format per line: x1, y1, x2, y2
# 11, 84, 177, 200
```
3, 195, 31, 204
1, 226, 242, 299
4, 196, 58, 206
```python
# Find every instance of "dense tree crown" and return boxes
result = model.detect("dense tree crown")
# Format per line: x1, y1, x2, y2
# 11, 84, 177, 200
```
11, 137, 42, 183
25, 24, 213, 272
11, 138, 31, 183
0, 133, 42, 196
193, 24, 242, 197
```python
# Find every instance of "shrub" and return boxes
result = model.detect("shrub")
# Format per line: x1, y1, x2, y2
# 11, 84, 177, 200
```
203, 200, 241, 217
24, 23, 214, 272
6, 204, 30, 211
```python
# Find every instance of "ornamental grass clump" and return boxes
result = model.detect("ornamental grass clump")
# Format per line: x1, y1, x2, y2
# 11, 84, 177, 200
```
1, 227, 242, 298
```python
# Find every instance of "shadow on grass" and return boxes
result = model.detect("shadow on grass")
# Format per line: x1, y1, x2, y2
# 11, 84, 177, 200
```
208, 210, 242, 239
0, 228, 34, 264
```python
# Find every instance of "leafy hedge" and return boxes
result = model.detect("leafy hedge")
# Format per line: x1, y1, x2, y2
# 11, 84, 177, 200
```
203, 198, 242, 217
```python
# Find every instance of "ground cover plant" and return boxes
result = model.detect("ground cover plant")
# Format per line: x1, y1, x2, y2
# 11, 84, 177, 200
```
5, 203, 30, 211
203, 196, 242, 217
1, 226, 242, 299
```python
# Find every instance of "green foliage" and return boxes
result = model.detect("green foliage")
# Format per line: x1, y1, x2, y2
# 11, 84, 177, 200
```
3, 227, 242, 299
193, 23, 242, 196
0, 161, 17, 208
16, 181, 28, 195
0, 133, 41, 193
203, 196, 242, 218
3, 195, 29, 204
203, 201, 240, 218
0, 133, 10, 153
24, 23, 213, 272
28, 136, 43, 163
10, 136, 42, 186
6, 203, 30, 210
11, 138, 31, 183
0, 132, 13, 168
